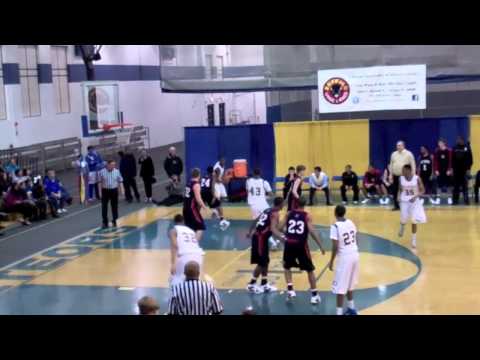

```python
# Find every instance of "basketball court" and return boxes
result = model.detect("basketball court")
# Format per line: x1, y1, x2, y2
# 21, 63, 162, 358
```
1, 45, 480, 315
0, 201, 476, 315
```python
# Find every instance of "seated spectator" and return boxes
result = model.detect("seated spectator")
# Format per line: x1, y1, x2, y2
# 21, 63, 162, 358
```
4, 158, 19, 176
32, 176, 57, 219
44, 169, 72, 214
380, 167, 393, 205
0, 169, 10, 197
340, 165, 359, 205
3, 179, 36, 225
153, 175, 183, 206
283, 166, 296, 200
137, 296, 160, 315
309, 166, 332, 206
362, 165, 385, 204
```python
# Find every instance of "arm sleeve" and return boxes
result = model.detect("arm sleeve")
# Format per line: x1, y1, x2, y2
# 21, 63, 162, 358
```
409, 151, 416, 171
210, 286, 224, 315
308, 175, 315, 187
322, 175, 329, 188
264, 180, 272, 193
178, 158, 184, 174
388, 153, 394, 174
167, 292, 177, 315
467, 145, 473, 170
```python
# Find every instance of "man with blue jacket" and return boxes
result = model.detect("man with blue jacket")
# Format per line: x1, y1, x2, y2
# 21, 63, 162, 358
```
44, 169, 72, 214
86, 146, 104, 202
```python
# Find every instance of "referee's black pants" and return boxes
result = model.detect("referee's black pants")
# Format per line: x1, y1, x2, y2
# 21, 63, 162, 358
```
392, 175, 400, 209
102, 188, 119, 226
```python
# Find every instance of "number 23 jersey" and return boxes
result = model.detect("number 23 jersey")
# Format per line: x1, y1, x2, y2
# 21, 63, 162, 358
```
330, 219, 358, 256
285, 210, 309, 244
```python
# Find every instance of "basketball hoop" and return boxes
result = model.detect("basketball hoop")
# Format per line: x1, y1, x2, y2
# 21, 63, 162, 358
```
101, 123, 134, 146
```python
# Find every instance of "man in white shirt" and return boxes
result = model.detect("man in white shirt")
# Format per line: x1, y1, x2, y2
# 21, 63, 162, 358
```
309, 166, 332, 206
169, 214, 205, 287
246, 168, 278, 249
389, 141, 416, 211
328, 205, 360, 315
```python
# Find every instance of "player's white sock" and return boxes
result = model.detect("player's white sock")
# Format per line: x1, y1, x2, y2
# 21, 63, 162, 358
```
347, 300, 355, 309
411, 234, 417, 248
336, 307, 343, 315
398, 224, 405, 237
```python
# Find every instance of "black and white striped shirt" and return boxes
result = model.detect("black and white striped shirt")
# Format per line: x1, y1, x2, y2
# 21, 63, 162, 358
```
99, 168, 123, 189
168, 279, 224, 315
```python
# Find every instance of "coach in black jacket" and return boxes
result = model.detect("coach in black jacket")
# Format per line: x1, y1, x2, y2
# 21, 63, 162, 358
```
118, 151, 140, 203
139, 149, 155, 203
452, 136, 473, 205
164, 147, 183, 179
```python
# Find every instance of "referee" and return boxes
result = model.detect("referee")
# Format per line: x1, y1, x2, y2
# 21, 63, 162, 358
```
99, 160, 124, 228
168, 261, 223, 315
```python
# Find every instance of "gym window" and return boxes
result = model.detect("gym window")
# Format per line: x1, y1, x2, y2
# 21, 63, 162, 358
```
18, 45, 41, 117
51, 46, 70, 114
0, 46, 6, 120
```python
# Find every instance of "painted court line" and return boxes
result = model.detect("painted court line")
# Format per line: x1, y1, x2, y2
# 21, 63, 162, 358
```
0, 205, 177, 296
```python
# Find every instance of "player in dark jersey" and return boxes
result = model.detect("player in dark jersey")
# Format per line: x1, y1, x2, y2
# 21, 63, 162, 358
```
433, 139, 453, 204
418, 146, 437, 205
245, 196, 285, 294
287, 165, 306, 211
201, 166, 230, 230
183, 168, 209, 241
283, 167, 296, 200
278, 196, 326, 304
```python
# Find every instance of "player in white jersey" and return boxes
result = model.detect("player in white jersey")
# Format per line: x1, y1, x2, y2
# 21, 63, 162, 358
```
169, 214, 205, 287
328, 205, 359, 315
398, 164, 426, 249
246, 168, 279, 249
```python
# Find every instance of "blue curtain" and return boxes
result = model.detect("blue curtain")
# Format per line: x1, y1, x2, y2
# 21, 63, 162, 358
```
370, 116, 469, 170
184, 124, 275, 184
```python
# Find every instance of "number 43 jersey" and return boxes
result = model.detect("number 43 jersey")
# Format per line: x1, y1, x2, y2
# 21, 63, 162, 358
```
246, 178, 272, 208
330, 219, 358, 256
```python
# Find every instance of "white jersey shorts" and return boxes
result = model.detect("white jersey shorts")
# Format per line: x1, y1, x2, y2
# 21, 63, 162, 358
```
400, 199, 427, 224
170, 252, 204, 287
250, 202, 269, 219
214, 183, 228, 199
332, 252, 360, 295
